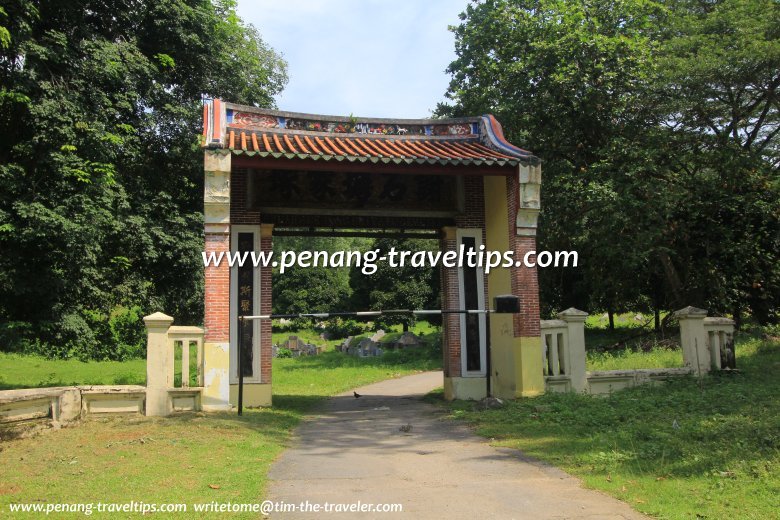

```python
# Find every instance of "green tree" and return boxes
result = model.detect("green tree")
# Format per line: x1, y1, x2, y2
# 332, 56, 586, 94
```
0, 0, 287, 358
648, 0, 780, 323
272, 266, 346, 316
349, 238, 439, 331
439, 0, 663, 317
271, 235, 374, 316
439, 0, 779, 324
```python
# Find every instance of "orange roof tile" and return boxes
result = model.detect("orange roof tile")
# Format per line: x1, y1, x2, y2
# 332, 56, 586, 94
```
202, 100, 539, 167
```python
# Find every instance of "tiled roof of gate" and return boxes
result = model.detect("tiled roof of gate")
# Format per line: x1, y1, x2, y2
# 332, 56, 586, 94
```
202, 99, 539, 167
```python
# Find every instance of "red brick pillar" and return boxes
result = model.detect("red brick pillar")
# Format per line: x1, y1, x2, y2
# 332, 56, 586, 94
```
204, 232, 230, 342
259, 224, 273, 384
440, 226, 462, 397
512, 234, 541, 339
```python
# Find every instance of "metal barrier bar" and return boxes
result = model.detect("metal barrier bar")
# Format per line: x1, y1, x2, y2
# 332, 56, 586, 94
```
238, 309, 496, 321
236, 295, 520, 415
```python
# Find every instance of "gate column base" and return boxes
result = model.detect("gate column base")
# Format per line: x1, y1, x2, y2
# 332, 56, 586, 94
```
515, 336, 544, 397
202, 341, 231, 411
488, 336, 545, 400
230, 383, 272, 407
443, 377, 487, 401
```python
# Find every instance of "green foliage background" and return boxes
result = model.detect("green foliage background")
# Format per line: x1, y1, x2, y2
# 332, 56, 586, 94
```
0, 0, 286, 359
438, 0, 779, 324
0, 0, 778, 360
272, 236, 439, 332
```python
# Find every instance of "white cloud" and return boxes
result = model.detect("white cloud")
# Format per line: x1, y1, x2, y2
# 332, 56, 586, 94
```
236, 0, 467, 118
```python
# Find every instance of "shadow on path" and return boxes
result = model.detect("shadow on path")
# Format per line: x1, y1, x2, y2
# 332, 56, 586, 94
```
267, 371, 647, 519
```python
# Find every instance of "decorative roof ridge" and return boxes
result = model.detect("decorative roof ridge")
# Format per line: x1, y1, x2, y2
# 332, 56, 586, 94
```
239, 127, 484, 141
202, 98, 539, 164
222, 101, 481, 126
480, 115, 534, 158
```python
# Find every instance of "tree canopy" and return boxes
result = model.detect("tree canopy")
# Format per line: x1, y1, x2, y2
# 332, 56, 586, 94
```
349, 238, 440, 331
2, 0, 777, 361
0, 0, 287, 358
439, 0, 780, 324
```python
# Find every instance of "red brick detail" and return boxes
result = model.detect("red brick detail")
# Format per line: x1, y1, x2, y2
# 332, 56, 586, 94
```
204, 232, 230, 342
231, 169, 262, 225
507, 174, 540, 337
455, 176, 486, 230
513, 235, 541, 337
455, 175, 489, 310
438, 176, 492, 379
440, 236, 461, 378
260, 235, 273, 383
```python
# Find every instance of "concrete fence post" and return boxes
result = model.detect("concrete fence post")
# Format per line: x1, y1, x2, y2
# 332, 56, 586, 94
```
703, 317, 736, 370
558, 308, 589, 393
674, 306, 710, 375
144, 312, 174, 416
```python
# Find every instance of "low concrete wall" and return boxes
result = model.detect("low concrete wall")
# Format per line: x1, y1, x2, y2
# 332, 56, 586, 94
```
546, 368, 692, 395
541, 306, 733, 396
0, 385, 146, 440
585, 368, 692, 395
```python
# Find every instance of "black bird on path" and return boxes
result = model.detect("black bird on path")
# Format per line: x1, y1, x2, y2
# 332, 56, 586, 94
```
353, 391, 361, 398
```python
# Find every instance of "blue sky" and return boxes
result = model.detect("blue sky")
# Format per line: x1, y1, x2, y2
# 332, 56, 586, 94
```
235, 0, 469, 118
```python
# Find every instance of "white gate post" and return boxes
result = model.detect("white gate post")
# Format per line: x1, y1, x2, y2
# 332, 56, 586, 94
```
675, 306, 710, 375
144, 312, 174, 416
558, 308, 589, 393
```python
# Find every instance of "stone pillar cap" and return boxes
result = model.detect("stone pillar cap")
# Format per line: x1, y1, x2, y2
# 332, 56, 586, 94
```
143, 312, 174, 327
704, 316, 735, 325
674, 306, 708, 318
557, 308, 589, 320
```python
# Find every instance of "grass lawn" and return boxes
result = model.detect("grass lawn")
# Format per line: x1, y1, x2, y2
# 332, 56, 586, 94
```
0, 354, 147, 390
1, 410, 295, 517
587, 346, 683, 371
0, 350, 199, 390
0, 344, 441, 517
436, 332, 780, 519
5, 316, 772, 518
583, 311, 684, 371
0, 320, 442, 390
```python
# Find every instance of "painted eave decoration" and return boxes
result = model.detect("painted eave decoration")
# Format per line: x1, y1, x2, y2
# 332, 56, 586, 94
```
202, 99, 539, 167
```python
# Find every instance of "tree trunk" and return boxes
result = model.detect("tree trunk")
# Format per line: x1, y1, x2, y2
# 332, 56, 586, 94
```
654, 307, 661, 331
658, 251, 685, 309
732, 305, 742, 330
608, 309, 615, 331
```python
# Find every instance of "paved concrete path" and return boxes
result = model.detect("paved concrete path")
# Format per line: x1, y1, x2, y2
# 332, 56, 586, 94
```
267, 371, 646, 519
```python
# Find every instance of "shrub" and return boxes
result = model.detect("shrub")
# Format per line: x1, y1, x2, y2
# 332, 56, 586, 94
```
33, 306, 145, 361
41, 311, 97, 359
276, 347, 293, 358
381, 342, 441, 365
272, 317, 311, 333
0, 321, 36, 354
324, 318, 368, 339
108, 305, 145, 359
761, 323, 780, 339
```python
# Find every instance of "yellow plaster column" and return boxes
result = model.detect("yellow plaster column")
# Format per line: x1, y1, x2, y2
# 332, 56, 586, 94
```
484, 165, 545, 400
